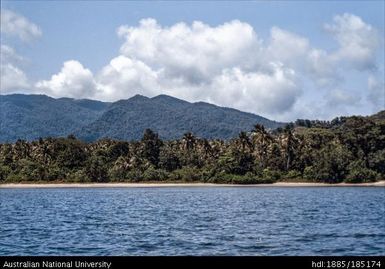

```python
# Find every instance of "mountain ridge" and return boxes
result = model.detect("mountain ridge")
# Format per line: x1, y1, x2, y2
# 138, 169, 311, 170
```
0, 93, 283, 142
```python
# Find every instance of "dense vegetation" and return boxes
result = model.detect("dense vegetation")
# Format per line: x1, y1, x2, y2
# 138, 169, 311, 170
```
0, 94, 283, 142
1, 112, 384, 184
0, 94, 109, 142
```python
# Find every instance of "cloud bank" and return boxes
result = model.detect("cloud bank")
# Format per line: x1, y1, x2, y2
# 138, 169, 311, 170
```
1, 9, 383, 121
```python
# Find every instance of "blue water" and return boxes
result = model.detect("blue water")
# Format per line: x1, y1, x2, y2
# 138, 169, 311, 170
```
0, 187, 384, 256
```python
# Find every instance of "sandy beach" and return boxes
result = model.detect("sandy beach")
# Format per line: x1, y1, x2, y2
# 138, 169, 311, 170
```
0, 181, 384, 188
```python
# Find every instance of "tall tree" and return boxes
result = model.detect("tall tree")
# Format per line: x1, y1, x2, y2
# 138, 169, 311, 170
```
182, 132, 196, 151
141, 129, 163, 167
251, 124, 272, 169
238, 131, 252, 152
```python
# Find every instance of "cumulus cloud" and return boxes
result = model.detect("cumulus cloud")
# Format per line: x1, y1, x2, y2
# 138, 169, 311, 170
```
325, 13, 380, 70
35, 60, 96, 99
267, 14, 381, 87
266, 27, 340, 87
0, 45, 29, 93
33, 14, 382, 120
95, 58, 301, 117
207, 64, 300, 115
95, 55, 160, 101
117, 19, 262, 83
1, 9, 42, 42
114, 19, 301, 116
267, 27, 310, 64
36, 19, 301, 116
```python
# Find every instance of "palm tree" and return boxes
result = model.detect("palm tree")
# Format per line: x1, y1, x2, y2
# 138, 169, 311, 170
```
283, 125, 297, 171
182, 132, 196, 151
238, 131, 252, 152
251, 124, 272, 168
202, 139, 212, 156
14, 139, 30, 160
141, 129, 163, 167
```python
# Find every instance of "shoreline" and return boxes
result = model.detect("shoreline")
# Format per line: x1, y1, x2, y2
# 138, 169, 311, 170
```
0, 181, 384, 188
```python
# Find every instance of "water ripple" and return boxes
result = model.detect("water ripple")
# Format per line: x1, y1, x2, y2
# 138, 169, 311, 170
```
0, 187, 384, 255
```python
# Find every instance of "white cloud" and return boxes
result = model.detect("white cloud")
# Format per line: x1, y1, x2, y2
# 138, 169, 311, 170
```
325, 13, 380, 70
96, 55, 160, 101
266, 27, 340, 87
1, 9, 42, 93
367, 75, 385, 111
33, 14, 382, 120
95, 57, 301, 117
326, 89, 361, 107
306, 48, 339, 86
267, 27, 309, 64
36, 19, 300, 117
0, 45, 29, 93
1, 9, 42, 42
207, 64, 300, 115
267, 14, 381, 87
35, 60, 96, 99
1, 44, 24, 63
118, 19, 262, 83
113, 19, 301, 116
0, 63, 29, 93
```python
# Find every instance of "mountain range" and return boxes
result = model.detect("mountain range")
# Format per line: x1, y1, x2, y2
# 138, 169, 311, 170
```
0, 94, 284, 142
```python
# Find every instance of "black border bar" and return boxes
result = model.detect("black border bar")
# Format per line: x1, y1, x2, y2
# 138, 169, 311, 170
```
0, 256, 384, 269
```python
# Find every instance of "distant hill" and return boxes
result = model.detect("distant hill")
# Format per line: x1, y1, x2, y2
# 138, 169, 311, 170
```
0, 94, 283, 142
370, 110, 385, 121
0, 94, 109, 142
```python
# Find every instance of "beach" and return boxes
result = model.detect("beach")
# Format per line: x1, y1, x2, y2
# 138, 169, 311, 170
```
1, 181, 384, 188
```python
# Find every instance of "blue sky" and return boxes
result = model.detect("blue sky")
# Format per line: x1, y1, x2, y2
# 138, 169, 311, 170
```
1, 1, 384, 121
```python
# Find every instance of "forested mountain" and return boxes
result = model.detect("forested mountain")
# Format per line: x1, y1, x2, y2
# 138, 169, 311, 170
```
77, 94, 283, 141
1, 112, 384, 184
0, 94, 109, 142
0, 94, 283, 142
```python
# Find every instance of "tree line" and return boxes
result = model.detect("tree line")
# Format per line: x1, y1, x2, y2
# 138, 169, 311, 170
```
0, 114, 384, 184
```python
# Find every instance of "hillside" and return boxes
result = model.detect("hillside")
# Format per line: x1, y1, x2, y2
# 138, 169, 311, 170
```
0, 94, 109, 142
77, 94, 283, 141
0, 94, 283, 142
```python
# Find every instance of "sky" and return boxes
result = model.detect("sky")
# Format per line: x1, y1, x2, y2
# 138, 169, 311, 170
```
1, 1, 384, 121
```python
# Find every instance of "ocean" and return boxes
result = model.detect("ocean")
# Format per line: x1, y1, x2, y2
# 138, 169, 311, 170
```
1, 186, 384, 255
